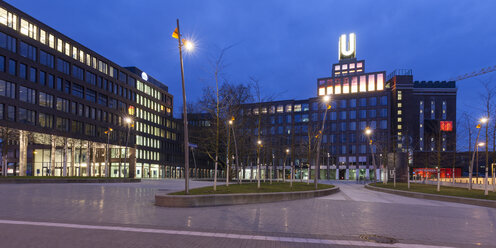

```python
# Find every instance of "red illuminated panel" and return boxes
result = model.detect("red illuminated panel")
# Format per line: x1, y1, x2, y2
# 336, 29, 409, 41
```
440, 121, 453, 132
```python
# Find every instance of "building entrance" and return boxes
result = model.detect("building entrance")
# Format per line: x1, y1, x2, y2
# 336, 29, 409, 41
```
339, 169, 346, 180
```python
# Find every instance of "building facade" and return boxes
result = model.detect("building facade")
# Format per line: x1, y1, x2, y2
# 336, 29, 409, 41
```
0, 2, 182, 178
189, 33, 457, 181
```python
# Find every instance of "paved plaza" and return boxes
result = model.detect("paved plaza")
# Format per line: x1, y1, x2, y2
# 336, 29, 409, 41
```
0, 180, 494, 248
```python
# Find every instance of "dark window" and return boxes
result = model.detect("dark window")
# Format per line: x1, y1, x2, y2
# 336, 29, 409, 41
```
39, 92, 53, 108
38, 113, 53, 128
71, 120, 83, 134
56, 58, 70, 75
368, 109, 376, 118
0, 80, 15, 98
20, 41, 36, 61
128, 77, 135, 87
0, 32, 16, 52
8, 59, 15, 75
39, 50, 54, 68
56, 98, 69, 112
359, 98, 367, 107
380, 96, 388, 106
56, 77, 63, 91
369, 97, 377, 106
108, 98, 116, 108
119, 71, 127, 83
48, 74, 54, 88
72, 65, 84, 81
0, 56, 5, 72
0, 103, 3, 119
85, 71, 96, 85
86, 89, 96, 102
72, 83, 83, 98
56, 117, 69, 131
112, 68, 118, 79
7, 105, 15, 121
379, 108, 387, 117
19, 86, 36, 104
29, 67, 36, 82
64, 80, 70, 94
18, 108, 35, 125
98, 93, 107, 106
39, 71, 46, 85
85, 124, 95, 136
19, 63, 27, 79
359, 110, 366, 119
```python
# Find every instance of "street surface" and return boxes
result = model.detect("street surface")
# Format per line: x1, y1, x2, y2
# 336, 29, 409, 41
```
0, 180, 494, 248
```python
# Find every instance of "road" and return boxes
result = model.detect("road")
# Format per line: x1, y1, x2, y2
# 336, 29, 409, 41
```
0, 180, 494, 248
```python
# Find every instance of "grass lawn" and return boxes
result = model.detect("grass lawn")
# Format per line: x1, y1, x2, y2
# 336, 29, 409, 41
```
170, 182, 334, 195
370, 182, 496, 201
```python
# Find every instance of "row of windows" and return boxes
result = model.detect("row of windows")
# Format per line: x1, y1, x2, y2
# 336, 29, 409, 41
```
318, 73, 385, 96
334, 61, 363, 75
136, 135, 161, 149
0, 7, 137, 86
0, 58, 136, 110
136, 121, 165, 138
244, 96, 388, 116
137, 149, 160, 161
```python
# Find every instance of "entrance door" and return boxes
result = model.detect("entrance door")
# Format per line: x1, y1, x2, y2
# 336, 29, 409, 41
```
339, 169, 346, 180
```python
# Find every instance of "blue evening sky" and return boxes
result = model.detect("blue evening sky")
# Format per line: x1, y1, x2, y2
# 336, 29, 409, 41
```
8, 0, 496, 149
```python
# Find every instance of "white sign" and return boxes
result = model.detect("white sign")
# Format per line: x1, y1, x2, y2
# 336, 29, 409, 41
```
339, 33, 356, 60
141, 72, 148, 81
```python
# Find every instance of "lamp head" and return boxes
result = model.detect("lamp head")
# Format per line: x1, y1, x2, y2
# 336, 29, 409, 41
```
183, 39, 194, 51
480, 117, 489, 124
364, 127, 372, 136
124, 117, 132, 124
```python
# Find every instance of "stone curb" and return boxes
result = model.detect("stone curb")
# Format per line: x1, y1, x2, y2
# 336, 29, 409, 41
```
365, 184, 496, 208
0, 178, 141, 184
155, 186, 340, 208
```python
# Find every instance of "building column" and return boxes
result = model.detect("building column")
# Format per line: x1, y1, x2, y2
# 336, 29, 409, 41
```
129, 147, 136, 178
335, 169, 339, 180
71, 144, 75, 176
50, 135, 56, 176
18, 130, 28, 176
63, 138, 68, 177
91, 144, 96, 177
87, 141, 91, 177
356, 168, 359, 181
345, 169, 349, 180
365, 168, 370, 180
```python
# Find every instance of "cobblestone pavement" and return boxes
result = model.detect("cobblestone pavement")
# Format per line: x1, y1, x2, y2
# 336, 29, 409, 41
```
0, 179, 494, 248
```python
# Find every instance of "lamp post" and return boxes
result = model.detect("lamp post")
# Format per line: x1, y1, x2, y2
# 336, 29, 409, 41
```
226, 119, 232, 187
364, 127, 377, 183
104, 128, 113, 177
436, 166, 440, 192
469, 117, 487, 190
257, 140, 262, 189
173, 19, 194, 194
477, 142, 485, 187
284, 148, 289, 183
229, 117, 240, 184
123, 117, 132, 178
315, 95, 331, 190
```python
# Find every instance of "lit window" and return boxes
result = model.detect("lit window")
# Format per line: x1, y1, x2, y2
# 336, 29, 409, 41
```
326, 86, 333, 95
262, 107, 267, 114
377, 73, 384, 90
398, 117, 402, 122
286, 104, 292, 112
40, 29, 46, 44
0, 8, 6, 26
79, 50, 84, 63
86, 54, 91, 66
368, 74, 375, 91
398, 110, 402, 115
49, 34, 55, 49
351, 77, 358, 93
357, 62, 362, 68
277, 105, 283, 113
318, 87, 325, 96
20, 19, 29, 36
65, 43, 70, 56
398, 102, 402, 108
57, 38, 63, 52
342, 64, 348, 70
334, 65, 340, 71
398, 125, 402, 129
72, 47, 78, 60
349, 63, 355, 69
359, 75, 366, 92
343, 79, 349, 94
334, 84, 341, 94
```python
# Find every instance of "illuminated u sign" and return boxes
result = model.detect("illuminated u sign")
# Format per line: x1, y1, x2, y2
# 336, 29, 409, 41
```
339, 33, 356, 60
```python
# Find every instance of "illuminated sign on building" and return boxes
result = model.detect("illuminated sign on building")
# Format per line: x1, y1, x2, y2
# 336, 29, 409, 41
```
440, 121, 453, 131
339, 33, 356, 60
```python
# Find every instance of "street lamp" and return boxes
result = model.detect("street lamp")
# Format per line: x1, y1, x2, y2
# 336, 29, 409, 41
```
123, 117, 132, 178
477, 142, 485, 184
257, 139, 262, 189
228, 117, 240, 184
314, 95, 331, 190
364, 127, 377, 183
226, 119, 232, 187
284, 148, 289, 183
469, 117, 487, 190
172, 19, 194, 194
104, 128, 113, 177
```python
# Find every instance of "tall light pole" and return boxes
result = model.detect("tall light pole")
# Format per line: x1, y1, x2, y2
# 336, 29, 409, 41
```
484, 118, 490, 195
477, 142, 485, 188
257, 139, 262, 189
284, 148, 289, 183
173, 19, 194, 194
226, 119, 232, 187
469, 117, 487, 190
123, 117, 133, 178
365, 127, 377, 183
104, 128, 113, 177
229, 117, 240, 184
315, 95, 331, 190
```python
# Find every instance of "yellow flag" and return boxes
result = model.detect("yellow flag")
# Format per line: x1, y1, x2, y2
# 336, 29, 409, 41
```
476, 124, 481, 129
172, 28, 179, 39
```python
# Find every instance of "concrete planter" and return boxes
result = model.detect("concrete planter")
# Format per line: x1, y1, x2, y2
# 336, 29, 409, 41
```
0, 178, 141, 184
365, 184, 496, 208
155, 186, 340, 208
